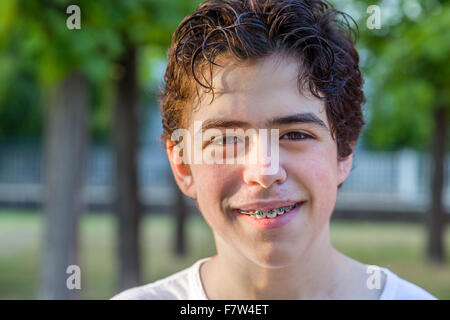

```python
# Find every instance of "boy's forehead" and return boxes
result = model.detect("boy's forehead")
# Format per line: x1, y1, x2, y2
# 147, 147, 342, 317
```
190, 55, 328, 129
200, 54, 299, 96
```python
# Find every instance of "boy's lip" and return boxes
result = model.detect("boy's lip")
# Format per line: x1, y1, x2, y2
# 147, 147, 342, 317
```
235, 201, 304, 230
232, 200, 302, 211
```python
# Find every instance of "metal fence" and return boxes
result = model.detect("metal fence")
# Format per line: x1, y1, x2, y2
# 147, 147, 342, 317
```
0, 139, 449, 213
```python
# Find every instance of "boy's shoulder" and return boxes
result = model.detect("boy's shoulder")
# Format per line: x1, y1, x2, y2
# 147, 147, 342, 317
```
379, 267, 437, 300
110, 257, 211, 300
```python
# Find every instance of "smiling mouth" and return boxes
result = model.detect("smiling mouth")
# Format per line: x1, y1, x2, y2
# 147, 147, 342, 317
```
235, 202, 301, 218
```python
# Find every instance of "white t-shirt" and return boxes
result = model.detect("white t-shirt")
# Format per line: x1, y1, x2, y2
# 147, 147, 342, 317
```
110, 257, 437, 300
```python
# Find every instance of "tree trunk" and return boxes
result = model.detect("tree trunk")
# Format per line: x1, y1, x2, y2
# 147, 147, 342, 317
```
39, 72, 88, 299
427, 106, 448, 264
113, 46, 142, 291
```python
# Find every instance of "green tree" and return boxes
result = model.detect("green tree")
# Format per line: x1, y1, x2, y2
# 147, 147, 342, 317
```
9, 0, 121, 299
0, 0, 200, 298
358, 0, 450, 263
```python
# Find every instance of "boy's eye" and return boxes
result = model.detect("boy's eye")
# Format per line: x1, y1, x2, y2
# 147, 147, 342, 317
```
210, 135, 242, 145
280, 131, 313, 141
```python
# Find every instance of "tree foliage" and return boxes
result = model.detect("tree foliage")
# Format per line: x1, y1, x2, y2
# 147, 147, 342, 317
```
0, 0, 201, 139
356, 0, 450, 151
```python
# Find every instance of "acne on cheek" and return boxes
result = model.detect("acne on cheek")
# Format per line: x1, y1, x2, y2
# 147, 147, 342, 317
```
296, 156, 338, 217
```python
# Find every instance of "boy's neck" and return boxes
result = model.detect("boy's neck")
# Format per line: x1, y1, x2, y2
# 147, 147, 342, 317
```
200, 228, 382, 300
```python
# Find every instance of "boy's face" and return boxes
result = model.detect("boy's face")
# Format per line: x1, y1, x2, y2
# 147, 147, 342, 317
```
167, 55, 353, 267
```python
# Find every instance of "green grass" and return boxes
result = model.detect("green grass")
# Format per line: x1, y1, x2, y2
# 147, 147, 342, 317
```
0, 210, 449, 299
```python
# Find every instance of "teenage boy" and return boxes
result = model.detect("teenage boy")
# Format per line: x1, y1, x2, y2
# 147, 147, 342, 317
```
112, 0, 436, 300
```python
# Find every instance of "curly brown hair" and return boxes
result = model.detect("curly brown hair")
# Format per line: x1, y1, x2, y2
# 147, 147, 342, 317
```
159, 0, 365, 160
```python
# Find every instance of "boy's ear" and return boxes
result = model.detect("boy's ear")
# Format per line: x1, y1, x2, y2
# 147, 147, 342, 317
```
166, 140, 197, 199
337, 141, 356, 186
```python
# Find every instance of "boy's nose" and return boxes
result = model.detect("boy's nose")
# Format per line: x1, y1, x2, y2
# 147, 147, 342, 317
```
242, 132, 286, 188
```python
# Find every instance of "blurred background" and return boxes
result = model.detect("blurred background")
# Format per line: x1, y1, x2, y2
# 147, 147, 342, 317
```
0, 0, 449, 299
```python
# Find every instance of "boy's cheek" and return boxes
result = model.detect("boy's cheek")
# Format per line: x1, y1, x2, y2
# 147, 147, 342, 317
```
292, 158, 338, 213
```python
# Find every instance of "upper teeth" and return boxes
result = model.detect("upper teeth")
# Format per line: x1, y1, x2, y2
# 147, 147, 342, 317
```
238, 204, 297, 218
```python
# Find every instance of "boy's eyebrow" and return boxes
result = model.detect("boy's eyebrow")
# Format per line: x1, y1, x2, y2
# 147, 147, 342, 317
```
197, 112, 328, 134
266, 113, 328, 130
